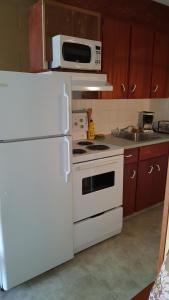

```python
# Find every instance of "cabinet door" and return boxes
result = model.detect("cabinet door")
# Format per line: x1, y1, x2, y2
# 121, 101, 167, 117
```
102, 18, 130, 99
128, 25, 154, 99
153, 155, 168, 204
136, 155, 168, 211
123, 163, 137, 217
72, 10, 100, 40
45, 3, 73, 62
29, 1, 101, 72
136, 159, 155, 211
151, 32, 169, 98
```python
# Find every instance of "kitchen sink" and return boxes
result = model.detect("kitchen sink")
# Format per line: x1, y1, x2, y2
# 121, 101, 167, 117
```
117, 131, 161, 142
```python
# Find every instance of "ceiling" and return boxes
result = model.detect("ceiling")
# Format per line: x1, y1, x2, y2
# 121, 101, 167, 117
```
153, 0, 169, 6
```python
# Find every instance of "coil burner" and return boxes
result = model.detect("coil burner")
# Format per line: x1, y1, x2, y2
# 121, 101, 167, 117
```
87, 144, 110, 151
73, 149, 87, 155
77, 141, 94, 146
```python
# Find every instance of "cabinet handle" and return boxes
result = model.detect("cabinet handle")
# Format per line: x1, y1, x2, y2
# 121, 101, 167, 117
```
131, 84, 136, 93
130, 170, 136, 179
155, 164, 161, 172
121, 83, 126, 93
148, 165, 154, 174
152, 84, 158, 93
124, 154, 133, 158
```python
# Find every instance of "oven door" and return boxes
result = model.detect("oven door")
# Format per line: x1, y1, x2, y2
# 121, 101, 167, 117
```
73, 155, 123, 222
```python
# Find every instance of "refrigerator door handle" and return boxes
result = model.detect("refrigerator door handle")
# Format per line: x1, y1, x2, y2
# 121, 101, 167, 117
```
64, 137, 71, 183
63, 83, 70, 135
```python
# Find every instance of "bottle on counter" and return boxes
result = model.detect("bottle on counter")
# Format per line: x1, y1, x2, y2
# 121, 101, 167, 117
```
87, 119, 95, 140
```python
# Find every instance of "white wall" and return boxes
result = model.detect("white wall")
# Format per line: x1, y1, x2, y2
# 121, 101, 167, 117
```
72, 98, 169, 134
150, 99, 169, 121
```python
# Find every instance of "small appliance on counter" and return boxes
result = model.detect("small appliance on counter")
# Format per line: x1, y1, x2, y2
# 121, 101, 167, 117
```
153, 120, 169, 133
138, 111, 155, 132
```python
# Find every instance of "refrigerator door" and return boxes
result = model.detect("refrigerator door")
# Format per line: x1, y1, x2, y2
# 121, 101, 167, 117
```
0, 136, 73, 290
0, 71, 72, 140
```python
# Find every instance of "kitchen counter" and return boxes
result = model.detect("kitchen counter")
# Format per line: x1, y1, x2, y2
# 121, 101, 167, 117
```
96, 133, 169, 149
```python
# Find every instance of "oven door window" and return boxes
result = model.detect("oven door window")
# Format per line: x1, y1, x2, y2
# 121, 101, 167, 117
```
82, 171, 115, 195
62, 42, 91, 63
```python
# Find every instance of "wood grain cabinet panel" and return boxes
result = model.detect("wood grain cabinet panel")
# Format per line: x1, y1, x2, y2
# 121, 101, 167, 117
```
102, 20, 155, 99
72, 10, 100, 40
153, 155, 168, 205
128, 25, 154, 99
124, 148, 139, 164
29, 0, 101, 72
151, 32, 169, 98
136, 158, 156, 211
136, 155, 168, 211
123, 148, 138, 217
45, 3, 74, 62
139, 142, 169, 161
123, 162, 137, 217
102, 18, 130, 99
124, 143, 169, 215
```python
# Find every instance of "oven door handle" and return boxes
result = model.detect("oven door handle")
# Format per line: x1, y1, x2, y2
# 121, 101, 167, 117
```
76, 160, 119, 171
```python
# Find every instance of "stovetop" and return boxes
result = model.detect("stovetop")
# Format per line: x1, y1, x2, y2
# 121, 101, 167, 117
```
72, 140, 124, 163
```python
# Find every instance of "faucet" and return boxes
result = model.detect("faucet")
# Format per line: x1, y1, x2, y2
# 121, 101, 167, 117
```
121, 125, 136, 131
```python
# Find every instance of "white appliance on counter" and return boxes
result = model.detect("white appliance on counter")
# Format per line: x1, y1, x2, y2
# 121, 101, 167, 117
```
72, 114, 124, 253
0, 71, 73, 291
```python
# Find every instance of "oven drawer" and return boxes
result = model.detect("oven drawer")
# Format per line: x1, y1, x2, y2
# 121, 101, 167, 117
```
74, 207, 123, 253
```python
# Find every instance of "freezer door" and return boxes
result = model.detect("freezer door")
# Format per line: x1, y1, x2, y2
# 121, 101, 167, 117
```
0, 71, 72, 140
0, 136, 73, 290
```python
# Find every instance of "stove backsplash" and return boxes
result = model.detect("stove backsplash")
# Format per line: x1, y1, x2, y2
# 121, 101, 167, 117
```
72, 98, 169, 135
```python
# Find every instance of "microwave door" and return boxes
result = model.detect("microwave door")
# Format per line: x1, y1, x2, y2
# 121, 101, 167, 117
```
62, 42, 91, 64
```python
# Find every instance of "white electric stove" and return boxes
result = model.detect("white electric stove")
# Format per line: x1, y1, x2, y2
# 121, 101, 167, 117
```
72, 139, 123, 163
72, 112, 124, 253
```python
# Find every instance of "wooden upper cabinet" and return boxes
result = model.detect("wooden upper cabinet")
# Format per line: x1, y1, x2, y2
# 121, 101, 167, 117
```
151, 32, 169, 98
128, 25, 154, 99
45, 3, 73, 37
102, 18, 130, 99
29, 0, 101, 72
102, 20, 157, 99
72, 10, 100, 40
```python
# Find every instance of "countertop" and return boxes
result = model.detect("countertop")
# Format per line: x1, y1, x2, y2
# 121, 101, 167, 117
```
95, 133, 169, 149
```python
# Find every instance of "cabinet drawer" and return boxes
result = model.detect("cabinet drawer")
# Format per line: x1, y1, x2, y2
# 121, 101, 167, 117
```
124, 148, 139, 164
139, 142, 169, 161
74, 207, 122, 253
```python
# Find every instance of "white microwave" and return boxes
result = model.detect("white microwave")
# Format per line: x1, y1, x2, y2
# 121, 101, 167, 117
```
51, 35, 101, 71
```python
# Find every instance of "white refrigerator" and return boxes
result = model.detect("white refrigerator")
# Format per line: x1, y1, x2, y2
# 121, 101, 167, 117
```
0, 71, 73, 291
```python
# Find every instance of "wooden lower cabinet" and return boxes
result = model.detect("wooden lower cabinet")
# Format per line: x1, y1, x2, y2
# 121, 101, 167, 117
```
136, 155, 168, 211
123, 143, 169, 216
123, 162, 137, 217
123, 147, 138, 217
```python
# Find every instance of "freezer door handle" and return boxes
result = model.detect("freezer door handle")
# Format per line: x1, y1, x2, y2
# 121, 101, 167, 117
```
64, 137, 71, 183
63, 83, 70, 135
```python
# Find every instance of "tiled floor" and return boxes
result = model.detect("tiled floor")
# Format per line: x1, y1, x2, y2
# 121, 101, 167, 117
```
0, 204, 163, 300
